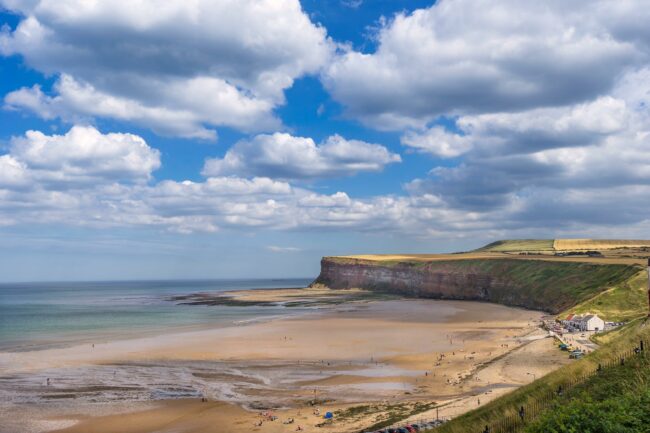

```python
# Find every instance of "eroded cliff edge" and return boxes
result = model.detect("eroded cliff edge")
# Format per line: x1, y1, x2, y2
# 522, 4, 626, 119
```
311, 257, 640, 313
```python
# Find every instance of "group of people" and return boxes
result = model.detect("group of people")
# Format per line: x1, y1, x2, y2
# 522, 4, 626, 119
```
254, 411, 304, 431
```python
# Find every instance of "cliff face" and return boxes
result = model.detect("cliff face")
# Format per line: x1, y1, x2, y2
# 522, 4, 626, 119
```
312, 257, 639, 313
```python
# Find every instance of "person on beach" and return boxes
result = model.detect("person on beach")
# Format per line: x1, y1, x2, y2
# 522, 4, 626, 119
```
46, 378, 50, 386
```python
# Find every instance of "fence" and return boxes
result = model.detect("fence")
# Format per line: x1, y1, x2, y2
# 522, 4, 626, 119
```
431, 339, 648, 433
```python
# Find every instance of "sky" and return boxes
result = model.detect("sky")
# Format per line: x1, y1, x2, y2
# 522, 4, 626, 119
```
1, 0, 650, 282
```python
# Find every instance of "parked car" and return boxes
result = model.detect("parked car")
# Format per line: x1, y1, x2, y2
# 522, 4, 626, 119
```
569, 350, 584, 359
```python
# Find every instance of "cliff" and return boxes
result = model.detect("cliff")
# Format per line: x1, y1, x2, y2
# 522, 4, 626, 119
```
311, 256, 640, 314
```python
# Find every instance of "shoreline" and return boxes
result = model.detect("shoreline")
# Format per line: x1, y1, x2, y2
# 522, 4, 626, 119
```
0, 297, 570, 433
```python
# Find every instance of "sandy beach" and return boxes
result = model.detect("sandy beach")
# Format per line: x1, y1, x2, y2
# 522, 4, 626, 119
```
0, 297, 569, 433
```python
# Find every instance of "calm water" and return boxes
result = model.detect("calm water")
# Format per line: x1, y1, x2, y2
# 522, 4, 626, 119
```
0, 279, 312, 351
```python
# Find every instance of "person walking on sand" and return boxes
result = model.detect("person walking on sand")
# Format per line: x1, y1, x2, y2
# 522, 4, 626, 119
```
46, 378, 50, 386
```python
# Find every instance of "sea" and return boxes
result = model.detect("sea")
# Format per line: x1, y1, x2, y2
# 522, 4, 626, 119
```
0, 278, 312, 352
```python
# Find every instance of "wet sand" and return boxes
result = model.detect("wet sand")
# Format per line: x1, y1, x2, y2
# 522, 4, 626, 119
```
0, 299, 568, 433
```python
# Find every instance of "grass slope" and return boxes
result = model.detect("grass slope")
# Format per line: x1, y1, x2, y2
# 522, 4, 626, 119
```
475, 240, 555, 252
434, 320, 650, 433
525, 335, 650, 432
565, 270, 649, 321
450, 259, 639, 313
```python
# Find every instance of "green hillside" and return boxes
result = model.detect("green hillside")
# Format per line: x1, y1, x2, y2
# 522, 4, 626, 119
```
476, 238, 650, 253
475, 239, 555, 252
526, 350, 650, 432
434, 319, 650, 433
319, 256, 641, 314
565, 270, 649, 322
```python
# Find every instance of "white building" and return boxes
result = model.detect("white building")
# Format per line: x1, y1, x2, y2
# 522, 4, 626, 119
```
580, 314, 605, 331
563, 313, 605, 332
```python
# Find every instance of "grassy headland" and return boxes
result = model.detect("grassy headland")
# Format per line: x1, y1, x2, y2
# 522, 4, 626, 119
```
317, 256, 640, 315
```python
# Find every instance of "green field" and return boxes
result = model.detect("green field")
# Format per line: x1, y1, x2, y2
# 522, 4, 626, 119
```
475, 238, 650, 253
475, 239, 555, 252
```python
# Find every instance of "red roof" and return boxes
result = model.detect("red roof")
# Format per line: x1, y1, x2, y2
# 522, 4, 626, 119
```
565, 314, 575, 321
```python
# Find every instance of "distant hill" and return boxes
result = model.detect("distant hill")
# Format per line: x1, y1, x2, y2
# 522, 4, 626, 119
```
475, 239, 555, 252
476, 238, 650, 252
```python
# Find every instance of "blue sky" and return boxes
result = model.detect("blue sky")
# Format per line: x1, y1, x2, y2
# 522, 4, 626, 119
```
0, 0, 650, 281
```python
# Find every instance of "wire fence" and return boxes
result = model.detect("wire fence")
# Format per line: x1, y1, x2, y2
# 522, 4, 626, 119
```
430, 339, 648, 433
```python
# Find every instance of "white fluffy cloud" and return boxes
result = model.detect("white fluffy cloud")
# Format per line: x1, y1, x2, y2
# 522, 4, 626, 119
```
0, 126, 160, 187
202, 133, 401, 179
323, 0, 646, 129
4, 1, 650, 242
403, 95, 630, 158
1, 0, 332, 138
406, 67, 650, 212
401, 127, 473, 158
2, 124, 650, 239
0, 126, 473, 235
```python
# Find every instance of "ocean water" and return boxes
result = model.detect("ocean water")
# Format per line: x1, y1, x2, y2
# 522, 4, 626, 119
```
0, 278, 312, 351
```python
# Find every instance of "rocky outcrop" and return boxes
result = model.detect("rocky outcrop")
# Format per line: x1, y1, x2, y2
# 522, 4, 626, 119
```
311, 257, 639, 313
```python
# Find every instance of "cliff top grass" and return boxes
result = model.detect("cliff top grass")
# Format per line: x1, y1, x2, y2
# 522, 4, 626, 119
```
331, 238, 650, 266
478, 238, 650, 252
329, 252, 645, 266
476, 239, 555, 252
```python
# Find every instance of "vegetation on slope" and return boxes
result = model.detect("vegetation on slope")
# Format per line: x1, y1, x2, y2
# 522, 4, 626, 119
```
553, 239, 650, 251
565, 270, 649, 322
525, 344, 650, 432
475, 238, 650, 253
475, 240, 555, 252
320, 257, 640, 313
451, 259, 639, 313
433, 320, 650, 433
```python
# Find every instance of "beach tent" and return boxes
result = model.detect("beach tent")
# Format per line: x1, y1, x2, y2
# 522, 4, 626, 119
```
324, 412, 333, 419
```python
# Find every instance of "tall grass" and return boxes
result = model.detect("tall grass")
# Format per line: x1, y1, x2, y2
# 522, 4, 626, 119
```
433, 320, 650, 433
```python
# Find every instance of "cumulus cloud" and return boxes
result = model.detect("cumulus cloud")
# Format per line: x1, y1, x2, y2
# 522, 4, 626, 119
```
1, 126, 160, 188
323, 0, 644, 129
406, 68, 650, 212
0, 126, 479, 236
2, 125, 650, 240
401, 127, 473, 158
1, 0, 332, 137
202, 133, 401, 180
4, 1, 650, 243
402, 96, 630, 158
